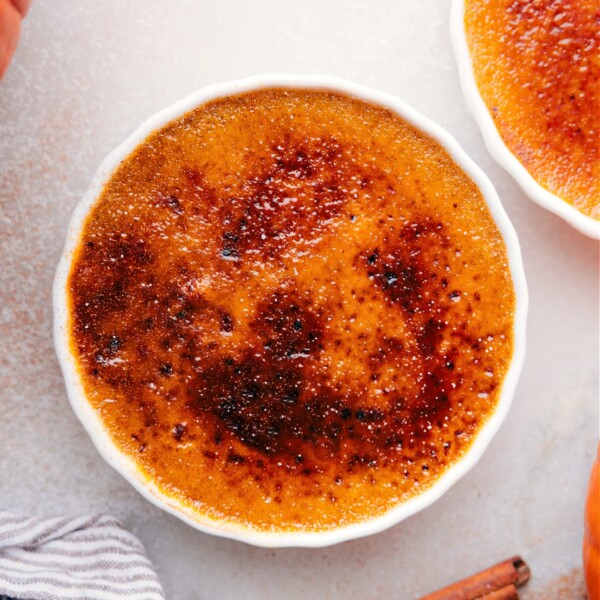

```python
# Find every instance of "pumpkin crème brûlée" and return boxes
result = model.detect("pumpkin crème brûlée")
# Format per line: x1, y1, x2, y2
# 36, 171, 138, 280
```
68, 88, 516, 532
464, 0, 600, 220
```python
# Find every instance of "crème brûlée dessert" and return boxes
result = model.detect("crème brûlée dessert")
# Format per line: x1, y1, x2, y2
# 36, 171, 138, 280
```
464, 0, 599, 220
67, 88, 516, 533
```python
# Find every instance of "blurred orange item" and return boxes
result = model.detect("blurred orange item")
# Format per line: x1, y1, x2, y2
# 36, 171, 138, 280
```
584, 443, 600, 600
0, 0, 30, 79
11, 0, 31, 17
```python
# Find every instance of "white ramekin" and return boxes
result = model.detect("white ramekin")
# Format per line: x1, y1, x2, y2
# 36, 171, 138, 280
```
53, 74, 528, 548
451, 0, 600, 240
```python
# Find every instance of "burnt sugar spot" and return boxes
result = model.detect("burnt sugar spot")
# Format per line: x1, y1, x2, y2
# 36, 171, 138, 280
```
250, 289, 323, 357
364, 220, 448, 314
358, 219, 466, 423
72, 234, 154, 338
211, 135, 388, 261
172, 423, 186, 441
186, 289, 345, 461
155, 193, 184, 215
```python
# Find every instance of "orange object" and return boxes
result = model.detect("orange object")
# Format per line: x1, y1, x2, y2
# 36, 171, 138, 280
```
0, 0, 30, 79
11, 0, 31, 16
584, 444, 600, 600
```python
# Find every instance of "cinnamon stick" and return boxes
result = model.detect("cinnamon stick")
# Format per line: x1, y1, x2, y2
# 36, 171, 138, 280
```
479, 586, 519, 600
418, 556, 530, 600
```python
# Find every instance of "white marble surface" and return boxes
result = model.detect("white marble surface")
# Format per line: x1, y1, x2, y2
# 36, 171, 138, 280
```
0, 1, 597, 598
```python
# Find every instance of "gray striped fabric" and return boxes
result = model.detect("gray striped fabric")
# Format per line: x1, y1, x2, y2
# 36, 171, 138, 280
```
0, 512, 164, 600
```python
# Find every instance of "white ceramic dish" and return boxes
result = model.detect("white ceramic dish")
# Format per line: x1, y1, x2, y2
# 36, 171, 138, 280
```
53, 74, 528, 548
451, 0, 600, 240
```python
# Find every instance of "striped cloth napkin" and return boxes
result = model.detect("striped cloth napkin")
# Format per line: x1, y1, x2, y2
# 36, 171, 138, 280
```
0, 512, 164, 599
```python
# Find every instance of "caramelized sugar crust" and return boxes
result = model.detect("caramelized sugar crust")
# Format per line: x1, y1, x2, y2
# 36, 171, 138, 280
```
69, 89, 515, 531
465, 0, 600, 219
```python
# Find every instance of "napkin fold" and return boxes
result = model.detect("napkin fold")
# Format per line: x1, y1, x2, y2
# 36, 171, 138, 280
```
0, 511, 164, 600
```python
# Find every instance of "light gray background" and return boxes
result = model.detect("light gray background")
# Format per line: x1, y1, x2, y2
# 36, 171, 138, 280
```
0, 1, 598, 598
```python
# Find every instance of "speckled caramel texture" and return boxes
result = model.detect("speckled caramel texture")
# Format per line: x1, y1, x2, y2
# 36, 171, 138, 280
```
68, 88, 515, 532
464, 0, 600, 219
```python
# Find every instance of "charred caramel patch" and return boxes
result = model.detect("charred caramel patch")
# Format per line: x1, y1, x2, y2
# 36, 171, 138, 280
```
68, 88, 515, 531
